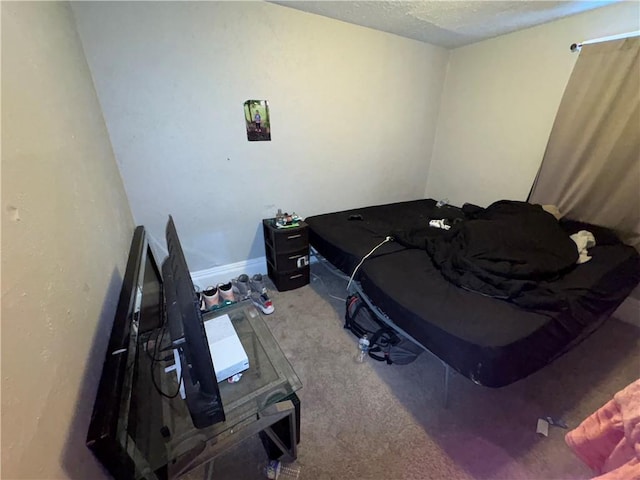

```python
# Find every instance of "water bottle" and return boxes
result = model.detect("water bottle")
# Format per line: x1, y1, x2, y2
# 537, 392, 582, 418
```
355, 334, 370, 363
264, 460, 300, 479
275, 209, 284, 227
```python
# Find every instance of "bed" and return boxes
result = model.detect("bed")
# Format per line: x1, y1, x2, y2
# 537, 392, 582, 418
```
305, 199, 640, 388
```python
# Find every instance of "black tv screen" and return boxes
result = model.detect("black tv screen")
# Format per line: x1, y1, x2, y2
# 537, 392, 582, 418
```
164, 215, 225, 428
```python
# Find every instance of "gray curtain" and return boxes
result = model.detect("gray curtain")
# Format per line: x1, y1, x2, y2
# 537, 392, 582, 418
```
529, 37, 640, 248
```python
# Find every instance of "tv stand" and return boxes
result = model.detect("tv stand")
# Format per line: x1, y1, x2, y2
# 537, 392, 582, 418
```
133, 301, 302, 479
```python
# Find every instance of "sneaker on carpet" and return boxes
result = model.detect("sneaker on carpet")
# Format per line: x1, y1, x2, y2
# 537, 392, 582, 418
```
194, 286, 205, 311
249, 273, 268, 295
249, 274, 274, 314
232, 274, 251, 300
217, 281, 236, 303
251, 291, 274, 315
202, 286, 219, 310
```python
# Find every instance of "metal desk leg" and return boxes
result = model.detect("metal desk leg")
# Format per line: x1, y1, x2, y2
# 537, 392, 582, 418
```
262, 403, 298, 460
259, 393, 300, 461
170, 400, 297, 479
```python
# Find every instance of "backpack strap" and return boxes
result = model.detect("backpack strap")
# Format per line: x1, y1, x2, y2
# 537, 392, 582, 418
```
368, 328, 394, 364
344, 295, 374, 341
344, 295, 362, 329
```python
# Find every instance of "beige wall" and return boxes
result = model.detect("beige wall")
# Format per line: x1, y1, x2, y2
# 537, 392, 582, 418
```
1, 2, 134, 478
426, 1, 640, 208
71, 1, 450, 272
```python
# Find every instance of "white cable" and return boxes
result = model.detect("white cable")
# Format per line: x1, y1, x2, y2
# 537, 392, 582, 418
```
312, 249, 351, 282
310, 272, 345, 302
346, 236, 393, 291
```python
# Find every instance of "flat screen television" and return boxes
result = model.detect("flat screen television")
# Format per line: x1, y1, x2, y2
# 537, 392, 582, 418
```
163, 215, 225, 428
86, 226, 165, 479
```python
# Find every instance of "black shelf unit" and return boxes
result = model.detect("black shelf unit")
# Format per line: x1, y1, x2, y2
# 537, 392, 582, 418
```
262, 219, 310, 292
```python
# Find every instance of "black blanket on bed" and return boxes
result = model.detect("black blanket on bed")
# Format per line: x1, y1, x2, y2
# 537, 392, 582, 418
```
396, 201, 580, 309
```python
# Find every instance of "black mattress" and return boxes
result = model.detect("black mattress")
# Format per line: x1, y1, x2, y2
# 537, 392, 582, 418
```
306, 199, 640, 387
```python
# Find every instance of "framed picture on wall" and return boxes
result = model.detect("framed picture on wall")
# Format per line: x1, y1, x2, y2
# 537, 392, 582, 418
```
244, 100, 271, 141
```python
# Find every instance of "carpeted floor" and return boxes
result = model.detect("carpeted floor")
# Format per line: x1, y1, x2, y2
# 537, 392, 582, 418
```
198, 261, 639, 480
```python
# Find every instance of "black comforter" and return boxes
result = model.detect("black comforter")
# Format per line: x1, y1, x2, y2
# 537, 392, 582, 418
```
398, 201, 580, 309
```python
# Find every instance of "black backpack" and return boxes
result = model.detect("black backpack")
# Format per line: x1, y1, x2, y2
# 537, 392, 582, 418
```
344, 294, 423, 365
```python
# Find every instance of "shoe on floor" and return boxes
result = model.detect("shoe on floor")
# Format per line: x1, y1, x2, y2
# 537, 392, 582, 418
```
194, 285, 205, 311
249, 274, 268, 295
249, 274, 274, 314
202, 286, 219, 310
217, 281, 236, 303
232, 274, 251, 301
251, 291, 274, 315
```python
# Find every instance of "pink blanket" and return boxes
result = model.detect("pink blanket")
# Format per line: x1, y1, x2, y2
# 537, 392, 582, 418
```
565, 379, 640, 480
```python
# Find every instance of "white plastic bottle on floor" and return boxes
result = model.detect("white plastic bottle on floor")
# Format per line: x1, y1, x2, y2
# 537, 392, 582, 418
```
264, 460, 301, 479
355, 334, 370, 363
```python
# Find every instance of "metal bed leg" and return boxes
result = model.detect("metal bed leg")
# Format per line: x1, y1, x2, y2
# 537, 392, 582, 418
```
203, 460, 215, 480
443, 363, 450, 409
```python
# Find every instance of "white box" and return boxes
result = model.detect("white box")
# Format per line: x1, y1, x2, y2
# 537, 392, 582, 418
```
204, 313, 249, 382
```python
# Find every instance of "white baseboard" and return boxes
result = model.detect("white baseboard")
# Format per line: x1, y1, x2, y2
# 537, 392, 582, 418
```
190, 257, 266, 289
191, 251, 319, 289
613, 296, 640, 328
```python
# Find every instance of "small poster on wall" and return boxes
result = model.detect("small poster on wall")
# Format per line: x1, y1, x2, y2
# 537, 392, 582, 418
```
244, 100, 271, 141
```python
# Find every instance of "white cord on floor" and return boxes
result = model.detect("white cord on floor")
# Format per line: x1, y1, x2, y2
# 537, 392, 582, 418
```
346, 236, 394, 291
312, 249, 351, 282
310, 271, 345, 302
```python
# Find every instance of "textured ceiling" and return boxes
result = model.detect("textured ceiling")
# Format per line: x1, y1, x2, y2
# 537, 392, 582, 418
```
271, 1, 619, 48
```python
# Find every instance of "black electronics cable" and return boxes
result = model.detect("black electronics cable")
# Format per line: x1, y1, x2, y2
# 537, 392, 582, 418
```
150, 360, 183, 399
145, 322, 171, 362
150, 325, 183, 399
149, 302, 183, 399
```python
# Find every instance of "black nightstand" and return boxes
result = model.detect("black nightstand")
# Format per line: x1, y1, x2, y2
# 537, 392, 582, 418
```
262, 219, 310, 292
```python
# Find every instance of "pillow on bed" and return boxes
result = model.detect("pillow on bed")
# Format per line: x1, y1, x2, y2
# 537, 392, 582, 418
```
560, 219, 622, 246
541, 204, 563, 220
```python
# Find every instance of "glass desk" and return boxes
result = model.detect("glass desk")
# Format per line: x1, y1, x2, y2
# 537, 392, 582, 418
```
129, 301, 302, 479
